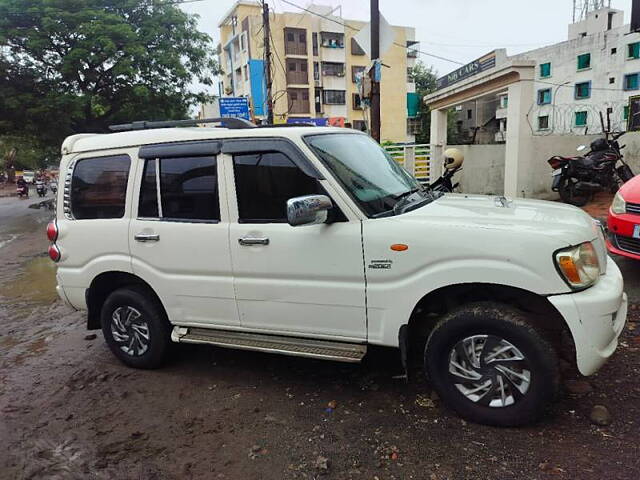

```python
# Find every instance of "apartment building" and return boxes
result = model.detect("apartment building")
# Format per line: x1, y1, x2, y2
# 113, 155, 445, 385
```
217, 1, 420, 142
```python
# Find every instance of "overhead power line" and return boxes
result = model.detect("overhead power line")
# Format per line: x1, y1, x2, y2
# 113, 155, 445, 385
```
278, 0, 465, 65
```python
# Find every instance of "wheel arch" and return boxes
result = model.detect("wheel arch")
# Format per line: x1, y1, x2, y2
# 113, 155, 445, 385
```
403, 282, 573, 365
86, 271, 167, 330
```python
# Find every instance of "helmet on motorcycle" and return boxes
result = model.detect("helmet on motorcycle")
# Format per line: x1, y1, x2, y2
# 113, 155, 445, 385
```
590, 138, 608, 152
443, 148, 464, 170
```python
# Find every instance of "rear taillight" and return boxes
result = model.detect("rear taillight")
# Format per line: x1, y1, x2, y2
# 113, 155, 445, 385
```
48, 244, 61, 262
46, 220, 58, 242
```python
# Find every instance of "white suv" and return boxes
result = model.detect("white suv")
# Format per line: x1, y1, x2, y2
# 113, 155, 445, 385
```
50, 118, 627, 426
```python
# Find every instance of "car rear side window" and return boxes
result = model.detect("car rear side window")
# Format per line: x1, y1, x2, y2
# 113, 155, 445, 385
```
138, 156, 220, 222
71, 155, 131, 220
233, 151, 321, 223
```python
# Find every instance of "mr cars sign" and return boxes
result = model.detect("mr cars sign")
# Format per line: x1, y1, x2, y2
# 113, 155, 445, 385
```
436, 51, 497, 90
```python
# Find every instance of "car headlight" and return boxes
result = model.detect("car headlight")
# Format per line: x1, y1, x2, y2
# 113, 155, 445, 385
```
611, 192, 626, 214
555, 241, 601, 289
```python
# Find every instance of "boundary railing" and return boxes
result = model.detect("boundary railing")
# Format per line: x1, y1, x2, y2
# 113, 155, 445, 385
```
383, 143, 431, 184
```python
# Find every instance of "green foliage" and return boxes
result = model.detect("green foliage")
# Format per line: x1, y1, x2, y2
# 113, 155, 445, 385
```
0, 0, 219, 154
1, 135, 58, 170
408, 61, 438, 144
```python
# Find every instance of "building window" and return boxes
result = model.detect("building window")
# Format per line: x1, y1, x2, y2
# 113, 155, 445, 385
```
540, 62, 551, 78
320, 32, 344, 48
407, 117, 422, 135
537, 88, 551, 105
611, 47, 617, 55
323, 90, 346, 105
575, 111, 588, 127
351, 37, 365, 56
500, 96, 508, 108
574, 81, 591, 99
287, 88, 310, 113
322, 62, 345, 77
624, 73, 639, 90
352, 66, 366, 83
624, 105, 630, 121
577, 53, 591, 70
467, 109, 472, 120
284, 28, 307, 55
538, 115, 549, 130
313, 61, 319, 82
629, 42, 640, 59
286, 59, 308, 85
610, 77, 616, 84
312, 32, 318, 56
352, 93, 362, 110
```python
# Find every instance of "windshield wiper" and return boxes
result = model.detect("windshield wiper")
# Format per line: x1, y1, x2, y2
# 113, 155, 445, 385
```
392, 187, 430, 215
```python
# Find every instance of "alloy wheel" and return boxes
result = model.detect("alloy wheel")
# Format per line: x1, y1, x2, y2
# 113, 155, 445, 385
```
110, 306, 150, 356
448, 335, 531, 408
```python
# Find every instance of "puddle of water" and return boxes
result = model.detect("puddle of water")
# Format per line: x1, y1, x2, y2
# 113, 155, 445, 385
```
0, 256, 58, 304
0, 234, 19, 249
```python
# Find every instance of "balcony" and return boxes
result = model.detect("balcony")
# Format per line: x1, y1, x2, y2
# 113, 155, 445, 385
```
407, 40, 419, 58
320, 32, 344, 49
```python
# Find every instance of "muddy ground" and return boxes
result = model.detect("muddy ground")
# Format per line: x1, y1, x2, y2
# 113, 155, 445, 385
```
1, 194, 640, 480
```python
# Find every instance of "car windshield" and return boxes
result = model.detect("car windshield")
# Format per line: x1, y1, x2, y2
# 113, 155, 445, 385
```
305, 133, 427, 217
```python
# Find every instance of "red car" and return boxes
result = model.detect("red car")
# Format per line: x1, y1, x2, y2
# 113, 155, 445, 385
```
607, 175, 640, 259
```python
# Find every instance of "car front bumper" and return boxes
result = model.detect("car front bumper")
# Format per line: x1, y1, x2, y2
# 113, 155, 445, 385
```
548, 256, 627, 376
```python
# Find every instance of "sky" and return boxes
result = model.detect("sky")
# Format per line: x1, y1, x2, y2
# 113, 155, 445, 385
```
181, 0, 634, 84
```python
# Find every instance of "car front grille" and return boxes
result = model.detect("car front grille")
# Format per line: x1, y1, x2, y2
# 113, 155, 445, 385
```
626, 202, 640, 215
612, 233, 640, 255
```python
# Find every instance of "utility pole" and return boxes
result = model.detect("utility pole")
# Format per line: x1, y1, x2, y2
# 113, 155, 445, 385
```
262, 1, 274, 124
370, 0, 381, 142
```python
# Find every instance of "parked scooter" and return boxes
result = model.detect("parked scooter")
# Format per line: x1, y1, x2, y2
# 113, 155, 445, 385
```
36, 180, 47, 198
430, 148, 464, 193
548, 111, 634, 206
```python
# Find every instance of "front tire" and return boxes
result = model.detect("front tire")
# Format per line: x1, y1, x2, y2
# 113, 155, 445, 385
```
100, 286, 171, 369
425, 303, 559, 427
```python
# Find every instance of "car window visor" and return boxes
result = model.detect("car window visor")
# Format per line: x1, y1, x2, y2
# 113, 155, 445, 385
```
138, 141, 221, 159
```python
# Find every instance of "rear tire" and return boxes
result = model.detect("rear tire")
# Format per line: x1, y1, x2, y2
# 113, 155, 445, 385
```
558, 176, 591, 206
100, 286, 171, 369
425, 302, 559, 427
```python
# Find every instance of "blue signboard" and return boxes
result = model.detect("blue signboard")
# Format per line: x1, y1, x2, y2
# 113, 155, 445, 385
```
219, 97, 250, 120
287, 117, 328, 126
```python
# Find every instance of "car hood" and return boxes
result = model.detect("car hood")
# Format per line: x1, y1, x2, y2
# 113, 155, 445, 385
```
403, 193, 598, 246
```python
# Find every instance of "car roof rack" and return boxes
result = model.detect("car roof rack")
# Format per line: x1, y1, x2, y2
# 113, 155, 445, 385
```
108, 117, 256, 132
257, 122, 316, 128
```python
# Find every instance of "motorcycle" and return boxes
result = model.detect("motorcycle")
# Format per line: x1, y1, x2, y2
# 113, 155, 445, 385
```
16, 184, 29, 199
36, 180, 47, 198
548, 112, 634, 206
430, 148, 464, 193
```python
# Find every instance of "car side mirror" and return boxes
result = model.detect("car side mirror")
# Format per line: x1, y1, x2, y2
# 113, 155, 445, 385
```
286, 195, 333, 227
576, 145, 587, 152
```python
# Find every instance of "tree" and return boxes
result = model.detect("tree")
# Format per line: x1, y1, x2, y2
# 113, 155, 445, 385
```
0, 0, 219, 152
409, 61, 438, 144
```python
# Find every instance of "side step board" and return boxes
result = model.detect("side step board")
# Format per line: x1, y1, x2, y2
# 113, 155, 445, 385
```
172, 327, 367, 363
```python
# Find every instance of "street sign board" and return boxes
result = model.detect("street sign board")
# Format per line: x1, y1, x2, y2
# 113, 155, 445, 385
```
436, 51, 497, 90
219, 97, 250, 120
352, 13, 395, 60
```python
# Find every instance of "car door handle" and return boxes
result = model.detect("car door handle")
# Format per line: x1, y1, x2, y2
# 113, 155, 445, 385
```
238, 237, 269, 246
134, 233, 160, 242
